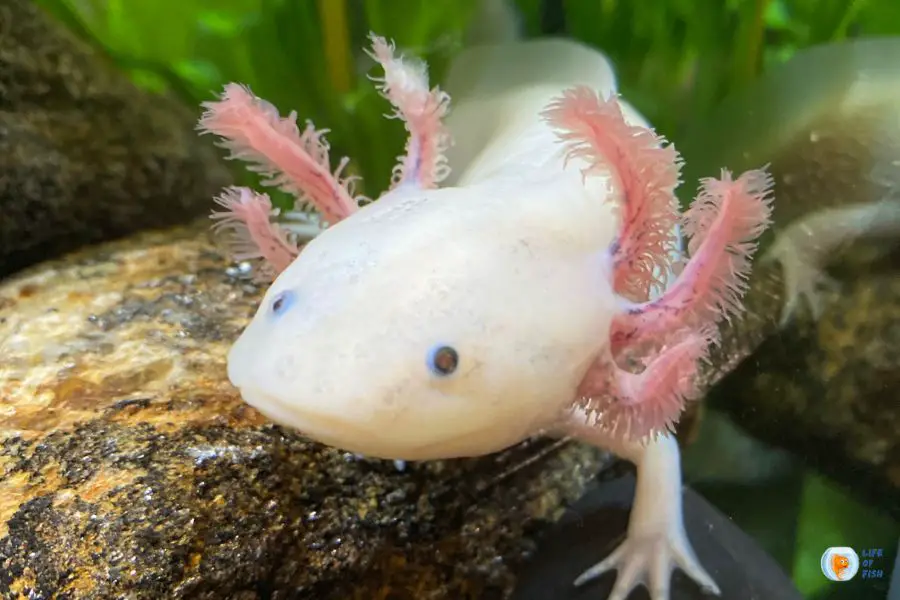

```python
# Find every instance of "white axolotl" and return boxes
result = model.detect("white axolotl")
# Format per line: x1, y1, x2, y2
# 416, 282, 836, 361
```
198, 34, 774, 600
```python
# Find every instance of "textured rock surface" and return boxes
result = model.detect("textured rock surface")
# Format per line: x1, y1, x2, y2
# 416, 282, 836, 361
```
708, 246, 900, 519
0, 0, 231, 277
0, 223, 612, 599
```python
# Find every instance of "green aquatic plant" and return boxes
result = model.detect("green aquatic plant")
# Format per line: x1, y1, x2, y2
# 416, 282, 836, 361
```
32, 0, 900, 203
34, 0, 478, 205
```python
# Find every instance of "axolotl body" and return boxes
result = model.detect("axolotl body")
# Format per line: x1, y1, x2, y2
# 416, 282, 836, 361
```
198, 36, 774, 600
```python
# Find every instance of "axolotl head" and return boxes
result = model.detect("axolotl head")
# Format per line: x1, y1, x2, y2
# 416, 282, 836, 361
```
226, 182, 617, 461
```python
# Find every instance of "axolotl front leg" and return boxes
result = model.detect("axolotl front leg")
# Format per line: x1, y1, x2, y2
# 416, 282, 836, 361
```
541, 88, 773, 599
564, 411, 718, 600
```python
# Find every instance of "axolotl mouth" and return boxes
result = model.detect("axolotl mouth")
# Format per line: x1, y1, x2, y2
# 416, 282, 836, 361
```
236, 385, 375, 449
233, 384, 514, 461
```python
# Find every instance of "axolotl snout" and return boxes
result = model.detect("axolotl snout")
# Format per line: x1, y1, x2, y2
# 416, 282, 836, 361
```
200, 35, 774, 600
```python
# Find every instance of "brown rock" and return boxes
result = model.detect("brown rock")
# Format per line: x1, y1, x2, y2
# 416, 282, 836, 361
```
0, 0, 231, 277
0, 223, 608, 599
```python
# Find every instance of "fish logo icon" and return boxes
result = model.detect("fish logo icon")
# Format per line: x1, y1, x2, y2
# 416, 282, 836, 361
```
821, 547, 859, 581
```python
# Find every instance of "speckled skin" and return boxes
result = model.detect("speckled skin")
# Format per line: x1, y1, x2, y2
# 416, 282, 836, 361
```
0, 0, 231, 277
0, 224, 608, 599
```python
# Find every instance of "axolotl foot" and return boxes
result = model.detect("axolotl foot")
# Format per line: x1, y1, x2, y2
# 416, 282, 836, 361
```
762, 200, 900, 326
766, 234, 841, 326
565, 410, 720, 600
573, 517, 719, 600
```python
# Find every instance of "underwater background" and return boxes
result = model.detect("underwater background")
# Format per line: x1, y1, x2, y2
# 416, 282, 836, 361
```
4, 0, 899, 598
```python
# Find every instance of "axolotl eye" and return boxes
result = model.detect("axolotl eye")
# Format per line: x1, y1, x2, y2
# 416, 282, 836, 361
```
269, 290, 296, 317
426, 344, 459, 376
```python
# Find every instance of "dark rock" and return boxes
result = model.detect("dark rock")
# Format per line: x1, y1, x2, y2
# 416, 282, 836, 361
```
0, 223, 611, 599
707, 249, 900, 520
0, 0, 231, 278
511, 469, 802, 600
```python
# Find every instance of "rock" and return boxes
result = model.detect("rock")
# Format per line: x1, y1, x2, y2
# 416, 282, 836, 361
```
676, 39, 900, 516
0, 222, 611, 598
707, 251, 900, 520
510, 468, 802, 600
0, 0, 231, 278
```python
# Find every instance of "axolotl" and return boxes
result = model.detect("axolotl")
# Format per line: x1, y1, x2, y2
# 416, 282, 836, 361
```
198, 35, 774, 600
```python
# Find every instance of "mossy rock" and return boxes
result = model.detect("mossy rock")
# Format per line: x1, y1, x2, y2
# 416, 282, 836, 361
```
0, 0, 231, 277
